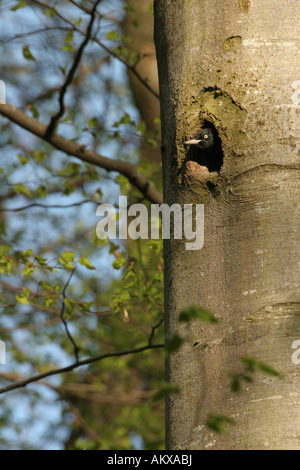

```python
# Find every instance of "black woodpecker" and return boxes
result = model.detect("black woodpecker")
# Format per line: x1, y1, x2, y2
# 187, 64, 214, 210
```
184, 128, 214, 150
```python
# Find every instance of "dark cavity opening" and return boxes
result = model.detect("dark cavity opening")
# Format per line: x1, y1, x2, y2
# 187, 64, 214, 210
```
187, 121, 223, 173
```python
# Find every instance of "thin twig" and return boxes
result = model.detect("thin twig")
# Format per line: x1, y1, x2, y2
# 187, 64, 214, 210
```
0, 200, 95, 213
45, 0, 102, 138
60, 268, 80, 363
148, 317, 164, 346
0, 343, 165, 395
0, 27, 71, 43
68, 0, 91, 14
28, 0, 159, 100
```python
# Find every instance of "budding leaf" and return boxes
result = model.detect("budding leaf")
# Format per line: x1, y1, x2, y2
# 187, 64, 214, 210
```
79, 256, 96, 270
179, 305, 218, 324
23, 45, 36, 61
11, 0, 27, 11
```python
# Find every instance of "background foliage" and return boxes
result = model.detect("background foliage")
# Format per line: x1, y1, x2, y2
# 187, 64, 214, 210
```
0, 0, 164, 450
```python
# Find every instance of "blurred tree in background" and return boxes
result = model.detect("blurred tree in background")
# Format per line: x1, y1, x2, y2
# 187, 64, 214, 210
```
0, 0, 164, 450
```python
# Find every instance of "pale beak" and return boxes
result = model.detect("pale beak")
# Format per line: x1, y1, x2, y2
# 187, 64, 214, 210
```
184, 139, 202, 145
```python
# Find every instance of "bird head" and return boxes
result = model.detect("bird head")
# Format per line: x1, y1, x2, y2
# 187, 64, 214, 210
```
184, 128, 214, 150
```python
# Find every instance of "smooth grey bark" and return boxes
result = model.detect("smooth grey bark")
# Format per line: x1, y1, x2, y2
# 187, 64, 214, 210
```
154, 0, 300, 450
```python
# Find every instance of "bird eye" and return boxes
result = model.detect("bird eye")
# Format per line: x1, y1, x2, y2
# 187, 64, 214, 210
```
204, 134, 208, 139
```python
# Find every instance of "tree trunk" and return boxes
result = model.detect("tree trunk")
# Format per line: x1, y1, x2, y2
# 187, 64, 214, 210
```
154, 0, 300, 450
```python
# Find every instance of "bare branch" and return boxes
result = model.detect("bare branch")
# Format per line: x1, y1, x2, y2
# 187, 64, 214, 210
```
28, 0, 159, 100
68, 0, 91, 14
148, 317, 164, 347
0, 27, 71, 43
60, 268, 80, 362
45, 0, 102, 138
0, 343, 164, 395
0, 104, 163, 204
0, 200, 95, 212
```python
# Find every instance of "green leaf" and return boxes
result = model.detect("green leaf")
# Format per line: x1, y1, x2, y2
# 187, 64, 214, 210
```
0, 256, 13, 275
240, 357, 256, 373
27, 103, 39, 119
14, 184, 32, 198
22, 262, 35, 277
63, 181, 76, 195
35, 185, 48, 198
165, 334, 183, 354
60, 65, 68, 76
40, 281, 60, 292
148, 240, 162, 253
11, 0, 27, 11
17, 154, 29, 165
78, 301, 95, 313
113, 113, 132, 127
113, 46, 128, 60
112, 255, 126, 270
64, 297, 76, 316
43, 294, 55, 308
119, 113, 133, 124
124, 3, 135, 13
206, 414, 235, 434
241, 357, 281, 377
32, 149, 46, 162
16, 288, 30, 305
43, 8, 56, 17
106, 31, 119, 42
132, 18, 139, 29
62, 31, 74, 52
121, 34, 132, 44
136, 120, 146, 135
22, 45, 36, 61
65, 30, 73, 44
62, 44, 75, 53
116, 175, 130, 195
59, 251, 76, 270
256, 362, 281, 377
79, 256, 96, 270
147, 138, 157, 148
59, 251, 76, 263
0, 244, 13, 255
148, 1, 154, 14
230, 377, 241, 393
87, 117, 99, 127
241, 374, 253, 383
22, 249, 33, 258
179, 305, 218, 324
35, 255, 47, 266
152, 384, 179, 403
59, 162, 81, 176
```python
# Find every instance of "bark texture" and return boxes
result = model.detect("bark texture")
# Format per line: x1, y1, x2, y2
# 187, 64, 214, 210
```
154, 0, 300, 450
